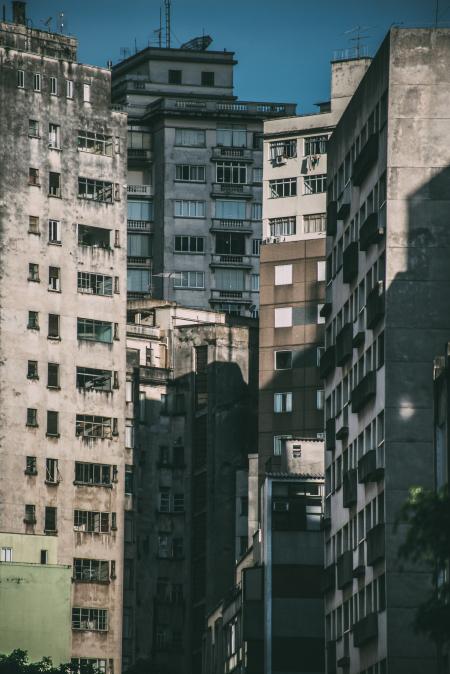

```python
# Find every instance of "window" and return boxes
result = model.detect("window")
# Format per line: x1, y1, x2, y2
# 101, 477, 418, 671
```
201, 71, 215, 86
128, 269, 151, 293
29, 119, 39, 137
175, 164, 205, 182
275, 264, 292, 286
173, 271, 204, 289
274, 392, 292, 413
29, 216, 40, 234
174, 200, 205, 218
73, 558, 109, 582
24, 504, 36, 524
47, 363, 59, 388
174, 128, 205, 147
44, 506, 57, 533
173, 494, 185, 512
317, 305, 325, 324
83, 83, 91, 102
253, 168, 263, 184
75, 462, 113, 486
76, 415, 113, 439
303, 174, 326, 195
49, 172, 61, 197
46, 411, 59, 437
49, 77, 58, 95
28, 311, 39, 330
72, 608, 108, 632
275, 351, 292, 370
77, 272, 113, 296
173, 538, 184, 559
217, 127, 246, 148
269, 216, 296, 237
66, 79, 73, 98
125, 465, 134, 495
76, 367, 112, 391
48, 266, 60, 292
216, 231, 245, 255
174, 236, 204, 253
46, 458, 59, 484
216, 162, 247, 184
215, 199, 246, 220
17, 69, 24, 88
25, 456, 37, 474
159, 489, 170, 513
269, 178, 297, 198
317, 261, 326, 281
29, 168, 40, 186
71, 660, 108, 674
78, 178, 113, 203
215, 269, 245, 291
0, 547, 12, 562
74, 510, 110, 533
127, 200, 153, 222
304, 213, 326, 233
77, 318, 112, 343
33, 73, 41, 92
48, 314, 60, 339
27, 360, 38, 379
269, 139, 297, 160
168, 69, 182, 84
28, 263, 39, 282
251, 274, 259, 291
78, 224, 110, 248
304, 135, 328, 156
274, 307, 292, 328
251, 202, 262, 220
252, 238, 261, 255
77, 130, 113, 156
48, 219, 61, 244
27, 408, 38, 427
317, 389, 325, 410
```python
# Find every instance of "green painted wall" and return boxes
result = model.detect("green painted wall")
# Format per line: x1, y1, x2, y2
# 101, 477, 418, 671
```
0, 562, 71, 664
0, 532, 58, 564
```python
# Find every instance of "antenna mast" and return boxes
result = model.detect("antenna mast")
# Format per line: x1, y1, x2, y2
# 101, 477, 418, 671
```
164, 0, 171, 48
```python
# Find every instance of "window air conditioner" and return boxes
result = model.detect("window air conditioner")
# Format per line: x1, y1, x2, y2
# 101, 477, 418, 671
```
275, 156, 286, 165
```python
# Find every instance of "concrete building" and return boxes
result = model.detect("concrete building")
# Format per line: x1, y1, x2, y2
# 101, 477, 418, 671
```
434, 344, 450, 493
258, 57, 371, 476
111, 42, 295, 316
0, 4, 127, 671
125, 301, 258, 674
203, 440, 325, 674
322, 28, 450, 674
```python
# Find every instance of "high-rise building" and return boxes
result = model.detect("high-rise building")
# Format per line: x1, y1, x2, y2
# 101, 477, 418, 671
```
258, 58, 371, 477
323, 28, 450, 674
111, 43, 295, 316
0, 4, 127, 671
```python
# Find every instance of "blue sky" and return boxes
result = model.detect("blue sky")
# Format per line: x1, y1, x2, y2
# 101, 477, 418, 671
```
25, 0, 439, 112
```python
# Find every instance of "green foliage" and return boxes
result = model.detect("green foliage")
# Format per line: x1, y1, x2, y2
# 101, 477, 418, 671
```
0, 651, 96, 674
398, 486, 450, 647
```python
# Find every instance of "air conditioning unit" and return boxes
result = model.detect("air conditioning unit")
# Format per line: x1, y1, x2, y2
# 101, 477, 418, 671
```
275, 156, 286, 165
273, 501, 289, 512
316, 432, 325, 440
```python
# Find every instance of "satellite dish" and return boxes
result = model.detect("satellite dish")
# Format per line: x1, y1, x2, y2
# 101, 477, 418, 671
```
181, 35, 213, 51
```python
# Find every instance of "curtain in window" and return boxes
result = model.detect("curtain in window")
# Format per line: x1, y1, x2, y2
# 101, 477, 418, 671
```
127, 200, 153, 220
215, 200, 246, 219
127, 269, 151, 293
127, 234, 151, 257
215, 269, 245, 290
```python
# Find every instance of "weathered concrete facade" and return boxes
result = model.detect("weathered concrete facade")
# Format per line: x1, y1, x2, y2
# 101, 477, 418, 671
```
0, 6, 127, 672
111, 45, 295, 317
323, 28, 450, 674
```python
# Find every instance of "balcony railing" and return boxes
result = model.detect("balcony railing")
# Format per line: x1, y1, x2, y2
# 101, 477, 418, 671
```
210, 254, 253, 268
343, 241, 359, 284
127, 148, 152, 161
351, 370, 376, 413
211, 183, 253, 198
127, 184, 153, 197
358, 448, 384, 484
366, 281, 385, 329
320, 345, 336, 380
366, 523, 385, 565
127, 219, 153, 232
352, 133, 379, 187
353, 612, 378, 647
337, 550, 353, 589
327, 201, 337, 236
127, 256, 152, 266
126, 323, 159, 338
359, 211, 384, 251
343, 469, 358, 508
210, 289, 253, 304
140, 366, 173, 384
210, 218, 253, 233
335, 323, 353, 366
326, 418, 336, 452
211, 147, 254, 161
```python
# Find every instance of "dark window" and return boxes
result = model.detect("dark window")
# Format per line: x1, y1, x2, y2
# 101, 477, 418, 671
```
25, 456, 37, 474
29, 168, 40, 186
47, 363, 59, 388
240, 496, 248, 516
49, 172, 61, 197
201, 71, 214, 86
47, 411, 59, 436
173, 445, 185, 467
28, 311, 39, 330
28, 263, 39, 281
215, 232, 245, 255
40, 550, 48, 564
48, 314, 60, 338
26, 408, 38, 427
168, 69, 182, 84
73, 558, 109, 582
275, 351, 292, 370
27, 360, 38, 379
24, 504, 36, 523
74, 462, 112, 486
78, 224, 110, 248
125, 465, 134, 495
44, 506, 57, 533
76, 367, 112, 391
46, 458, 59, 483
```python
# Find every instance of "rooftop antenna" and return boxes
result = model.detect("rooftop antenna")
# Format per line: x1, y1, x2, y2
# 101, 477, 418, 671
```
164, 0, 171, 48
345, 24, 371, 58
153, 7, 162, 47
120, 46, 131, 60
41, 16, 52, 30
57, 11, 65, 34
435, 0, 439, 26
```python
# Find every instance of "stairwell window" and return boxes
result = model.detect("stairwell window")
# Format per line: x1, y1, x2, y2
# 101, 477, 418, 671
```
274, 392, 292, 413
269, 178, 297, 198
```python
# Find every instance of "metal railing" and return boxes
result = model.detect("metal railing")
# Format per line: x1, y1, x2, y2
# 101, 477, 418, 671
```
127, 184, 152, 196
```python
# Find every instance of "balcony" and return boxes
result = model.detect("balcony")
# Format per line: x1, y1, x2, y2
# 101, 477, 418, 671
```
335, 404, 349, 440
353, 612, 378, 647
325, 418, 336, 452
211, 146, 254, 162
140, 366, 173, 384
322, 564, 336, 594
337, 184, 351, 220
127, 184, 153, 197
353, 543, 365, 578
337, 550, 353, 589
126, 323, 160, 338
352, 133, 379, 187
127, 148, 152, 162
327, 201, 337, 236
326, 641, 337, 674
320, 284, 332, 319
366, 523, 385, 565
210, 254, 253, 269
343, 469, 357, 508
146, 96, 296, 118
127, 219, 153, 232
351, 371, 376, 413
211, 183, 253, 199
366, 282, 385, 330
210, 289, 253, 304
352, 312, 365, 347
343, 241, 359, 284
335, 323, 353, 366
210, 218, 253, 234
127, 256, 152, 267
358, 449, 384, 484
359, 211, 384, 251
320, 345, 336, 380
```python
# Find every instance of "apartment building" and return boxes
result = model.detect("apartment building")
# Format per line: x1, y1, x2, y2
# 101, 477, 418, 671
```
111, 43, 295, 316
0, 4, 127, 671
125, 301, 258, 674
258, 58, 371, 476
434, 343, 450, 493
322, 28, 450, 674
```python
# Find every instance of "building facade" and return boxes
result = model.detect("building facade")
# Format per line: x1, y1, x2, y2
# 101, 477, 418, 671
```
0, 4, 128, 671
323, 28, 450, 674
111, 43, 295, 316
258, 58, 371, 475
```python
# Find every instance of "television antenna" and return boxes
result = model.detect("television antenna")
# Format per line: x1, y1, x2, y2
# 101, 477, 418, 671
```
57, 12, 66, 33
41, 16, 52, 30
164, 0, 171, 48
344, 24, 371, 58
120, 46, 131, 60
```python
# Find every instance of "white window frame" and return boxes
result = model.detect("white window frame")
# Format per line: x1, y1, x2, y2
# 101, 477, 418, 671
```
174, 200, 205, 218
303, 174, 327, 195
48, 219, 61, 244
0, 547, 12, 562
50, 77, 58, 95
173, 271, 205, 289
66, 79, 73, 99
317, 305, 325, 324
269, 216, 296, 237
83, 83, 91, 102
17, 69, 25, 88
33, 73, 41, 92
269, 178, 297, 198
274, 392, 292, 413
